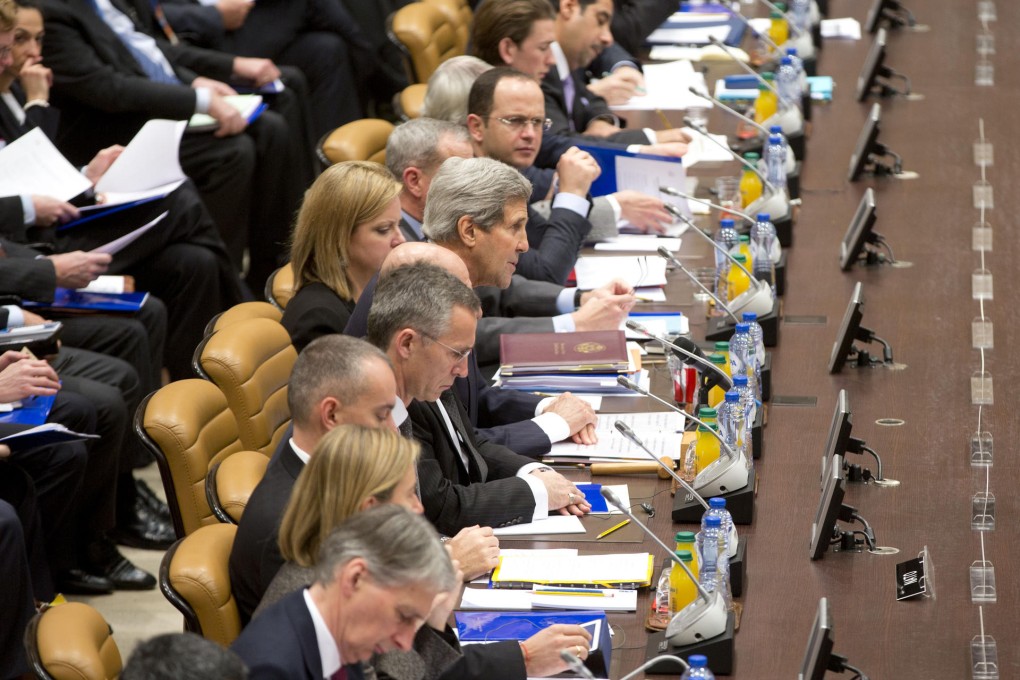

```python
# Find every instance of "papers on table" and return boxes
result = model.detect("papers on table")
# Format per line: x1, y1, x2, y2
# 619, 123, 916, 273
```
491, 552, 654, 588
609, 60, 709, 111
460, 585, 637, 612
625, 312, 689, 339
492, 514, 585, 537
574, 256, 667, 289
580, 483, 631, 514
500, 368, 649, 397
0, 128, 92, 201
90, 211, 168, 255
649, 44, 749, 63
594, 236, 682, 252
681, 127, 736, 167
646, 23, 733, 45
96, 119, 187, 195
821, 18, 862, 39
548, 411, 685, 461
634, 286, 667, 302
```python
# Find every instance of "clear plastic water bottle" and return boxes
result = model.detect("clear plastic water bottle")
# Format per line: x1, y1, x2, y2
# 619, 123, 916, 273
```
775, 56, 801, 109
681, 655, 716, 680
742, 312, 766, 368
713, 218, 740, 298
717, 391, 745, 461
707, 497, 738, 559
732, 374, 758, 438
765, 136, 787, 192
790, 0, 811, 34
766, 125, 792, 175
729, 323, 756, 396
751, 213, 781, 264
785, 47, 808, 91
696, 515, 731, 606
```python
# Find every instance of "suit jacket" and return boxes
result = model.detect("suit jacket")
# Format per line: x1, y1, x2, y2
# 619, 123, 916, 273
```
232, 588, 367, 680
516, 204, 591, 286
526, 167, 619, 243
228, 432, 301, 625
398, 216, 423, 243
409, 392, 537, 536
0, 84, 61, 145
610, 0, 678, 56
0, 239, 58, 304
40, 0, 236, 163
280, 281, 356, 353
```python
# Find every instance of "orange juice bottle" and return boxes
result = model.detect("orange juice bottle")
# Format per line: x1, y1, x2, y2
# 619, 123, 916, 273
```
753, 78, 778, 125
669, 551, 698, 616
737, 234, 753, 268
726, 254, 751, 302
768, 6, 789, 48
706, 353, 730, 408
739, 153, 764, 207
695, 424, 722, 470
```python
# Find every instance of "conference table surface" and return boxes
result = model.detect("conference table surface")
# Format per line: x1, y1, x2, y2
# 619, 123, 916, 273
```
495, 0, 1018, 677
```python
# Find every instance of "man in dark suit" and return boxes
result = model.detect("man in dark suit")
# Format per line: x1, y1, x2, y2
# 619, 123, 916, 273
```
366, 262, 591, 537
232, 506, 458, 680
37, 0, 311, 290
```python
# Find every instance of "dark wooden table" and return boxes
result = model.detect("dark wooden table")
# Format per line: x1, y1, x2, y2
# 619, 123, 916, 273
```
498, 0, 1020, 676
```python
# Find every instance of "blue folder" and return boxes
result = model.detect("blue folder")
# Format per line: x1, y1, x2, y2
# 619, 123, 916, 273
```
24, 289, 149, 314
0, 394, 56, 426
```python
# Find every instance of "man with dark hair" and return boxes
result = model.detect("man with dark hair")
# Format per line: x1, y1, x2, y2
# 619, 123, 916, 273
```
122, 633, 248, 680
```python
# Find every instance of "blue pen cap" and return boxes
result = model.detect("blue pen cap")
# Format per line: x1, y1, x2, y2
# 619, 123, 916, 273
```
742, 312, 758, 322
689, 655, 709, 668
724, 391, 740, 403
732, 374, 749, 386
735, 322, 750, 333
756, 213, 771, 221
709, 497, 727, 509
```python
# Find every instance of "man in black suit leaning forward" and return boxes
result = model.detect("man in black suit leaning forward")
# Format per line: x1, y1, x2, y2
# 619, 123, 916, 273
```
232, 505, 459, 680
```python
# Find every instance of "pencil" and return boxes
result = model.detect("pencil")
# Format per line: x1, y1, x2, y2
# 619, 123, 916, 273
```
596, 519, 631, 539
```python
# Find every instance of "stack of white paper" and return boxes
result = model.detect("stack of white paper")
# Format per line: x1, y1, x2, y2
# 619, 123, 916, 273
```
574, 256, 668, 289
610, 60, 709, 111
548, 412, 685, 461
492, 514, 585, 537
492, 552, 654, 587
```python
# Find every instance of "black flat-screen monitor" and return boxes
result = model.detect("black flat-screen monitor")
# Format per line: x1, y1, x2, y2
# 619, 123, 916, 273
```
847, 104, 882, 182
865, 0, 909, 33
828, 282, 864, 374
810, 454, 847, 560
798, 598, 836, 680
856, 28, 889, 101
820, 390, 853, 486
839, 189, 878, 270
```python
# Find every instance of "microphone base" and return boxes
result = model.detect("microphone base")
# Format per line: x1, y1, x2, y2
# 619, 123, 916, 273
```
751, 407, 765, 461
706, 302, 780, 348
774, 211, 795, 249
775, 249, 788, 296
647, 611, 736, 675
801, 89, 813, 123
761, 352, 772, 403
673, 468, 757, 525
730, 538, 747, 598
787, 162, 802, 201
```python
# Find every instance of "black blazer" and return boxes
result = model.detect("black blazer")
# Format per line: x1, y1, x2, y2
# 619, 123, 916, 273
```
231, 588, 367, 680
228, 432, 301, 625
516, 204, 591, 286
610, 0, 679, 56
280, 281, 356, 353
540, 67, 649, 144
0, 84, 61, 144
409, 392, 538, 536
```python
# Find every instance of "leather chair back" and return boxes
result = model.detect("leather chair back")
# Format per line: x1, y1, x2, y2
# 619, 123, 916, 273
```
205, 301, 283, 338
317, 118, 394, 167
266, 264, 297, 311
198, 317, 295, 455
160, 523, 241, 647
24, 602, 122, 680
396, 83, 427, 121
424, 0, 472, 54
206, 450, 270, 525
389, 3, 459, 83
135, 379, 244, 537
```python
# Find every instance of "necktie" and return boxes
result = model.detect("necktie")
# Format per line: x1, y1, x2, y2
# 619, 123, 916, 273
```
439, 390, 487, 482
86, 0, 180, 85
330, 667, 348, 680
562, 75, 576, 131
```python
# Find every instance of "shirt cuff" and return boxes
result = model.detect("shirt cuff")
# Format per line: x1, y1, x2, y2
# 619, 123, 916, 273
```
555, 287, 577, 315
517, 464, 550, 521
532, 412, 571, 444
194, 87, 211, 114
551, 191, 590, 218
20, 195, 35, 226
604, 194, 622, 223
552, 313, 576, 333
4, 306, 25, 328
643, 128, 658, 144
536, 396, 555, 416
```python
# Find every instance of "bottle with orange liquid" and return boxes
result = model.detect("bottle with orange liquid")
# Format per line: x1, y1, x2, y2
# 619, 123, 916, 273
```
753, 76, 778, 125
739, 153, 764, 207
726, 254, 752, 302
768, 5, 789, 49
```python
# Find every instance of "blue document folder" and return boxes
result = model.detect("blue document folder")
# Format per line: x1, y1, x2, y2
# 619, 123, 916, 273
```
0, 394, 56, 426
24, 289, 149, 314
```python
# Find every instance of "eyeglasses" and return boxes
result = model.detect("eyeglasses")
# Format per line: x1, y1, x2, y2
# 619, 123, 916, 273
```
422, 333, 472, 363
490, 116, 553, 132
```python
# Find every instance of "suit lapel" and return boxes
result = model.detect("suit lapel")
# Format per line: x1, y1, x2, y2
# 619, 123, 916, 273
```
282, 590, 325, 680
434, 393, 488, 483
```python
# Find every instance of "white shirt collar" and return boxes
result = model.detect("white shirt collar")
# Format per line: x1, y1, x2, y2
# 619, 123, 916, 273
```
302, 588, 342, 678
290, 438, 311, 466
551, 41, 571, 82
393, 397, 409, 429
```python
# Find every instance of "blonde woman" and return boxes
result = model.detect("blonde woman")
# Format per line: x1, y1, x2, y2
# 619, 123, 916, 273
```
256, 425, 591, 680
281, 161, 404, 352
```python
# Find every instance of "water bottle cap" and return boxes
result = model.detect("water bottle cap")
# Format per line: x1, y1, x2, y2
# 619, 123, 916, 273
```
743, 151, 760, 161
786, 47, 798, 56
769, 135, 782, 144
676, 550, 693, 562
732, 253, 747, 263
708, 353, 727, 365
704, 516, 722, 527
697, 407, 717, 419
720, 218, 735, 228
724, 391, 740, 402
770, 125, 783, 134
735, 322, 750, 333
742, 312, 758, 321
781, 56, 793, 65
675, 531, 697, 542
688, 654, 709, 668
709, 497, 727, 509
756, 213, 771, 221
713, 341, 730, 351
733, 374, 749, 386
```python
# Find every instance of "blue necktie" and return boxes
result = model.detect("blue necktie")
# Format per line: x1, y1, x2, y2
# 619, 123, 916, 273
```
86, 0, 180, 85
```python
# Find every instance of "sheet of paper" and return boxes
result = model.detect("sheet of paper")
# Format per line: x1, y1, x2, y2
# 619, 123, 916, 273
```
531, 589, 638, 612
79, 276, 127, 294
492, 514, 585, 537
549, 412, 685, 460
646, 24, 732, 45
610, 60, 709, 111
90, 180, 184, 209
634, 286, 667, 302
613, 154, 690, 214
459, 588, 535, 610
493, 553, 652, 585
90, 211, 167, 255
624, 313, 689, 339
594, 236, 682, 252
573, 256, 668, 289
682, 128, 736, 167
649, 44, 750, 63
0, 128, 92, 200
96, 120, 186, 194
188, 95, 263, 130
821, 18, 862, 39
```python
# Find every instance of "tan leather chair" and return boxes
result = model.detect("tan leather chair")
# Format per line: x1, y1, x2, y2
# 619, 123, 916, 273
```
388, 3, 459, 83
395, 83, 427, 121
135, 379, 244, 537
24, 602, 122, 680
197, 317, 295, 455
317, 118, 394, 167
424, 0, 472, 55
206, 450, 270, 524
265, 263, 297, 311
204, 301, 283, 338
160, 523, 241, 647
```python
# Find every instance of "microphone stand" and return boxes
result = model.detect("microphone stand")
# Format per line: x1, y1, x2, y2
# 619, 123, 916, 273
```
625, 319, 734, 390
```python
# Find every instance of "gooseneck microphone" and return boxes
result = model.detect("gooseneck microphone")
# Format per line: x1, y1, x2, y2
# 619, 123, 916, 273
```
619, 656, 690, 680
683, 118, 777, 193
624, 319, 734, 390
601, 487, 728, 645
687, 86, 771, 137
719, 13, 782, 53
660, 186, 757, 224
614, 421, 711, 511
708, 36, 782, 93
653, 241, 741, 322
656, 239, 774, 319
